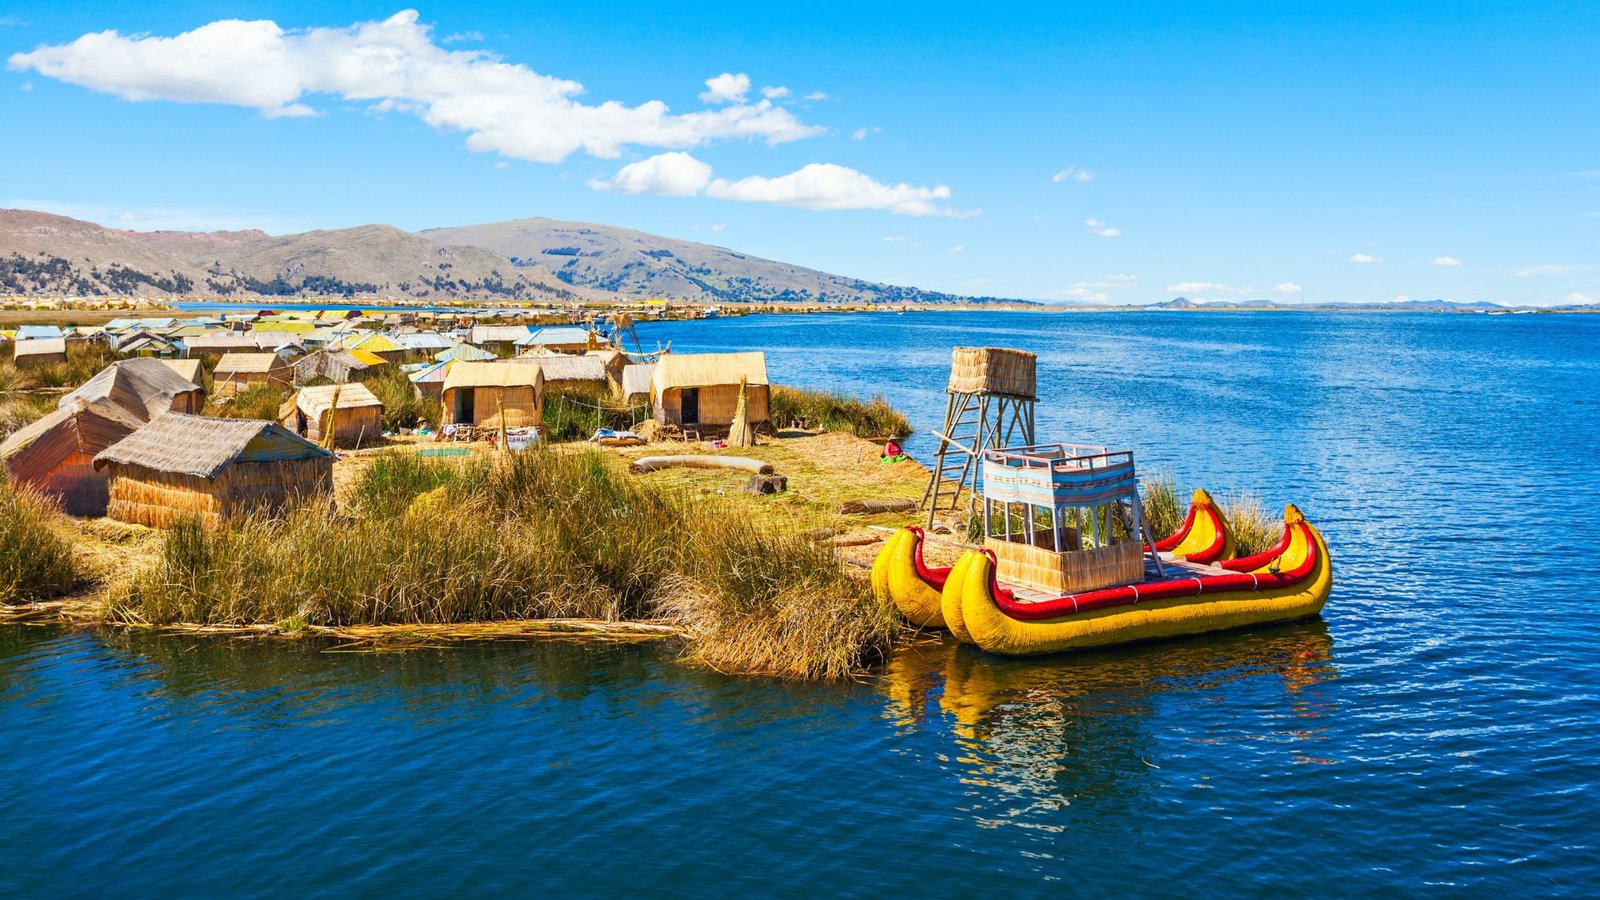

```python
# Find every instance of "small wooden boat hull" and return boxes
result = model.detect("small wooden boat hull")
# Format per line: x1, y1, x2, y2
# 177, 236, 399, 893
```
870, 527, 950, 629
946, 506, 1332, 657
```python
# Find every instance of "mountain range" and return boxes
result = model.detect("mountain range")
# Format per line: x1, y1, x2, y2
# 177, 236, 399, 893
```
0, 209, 994, 305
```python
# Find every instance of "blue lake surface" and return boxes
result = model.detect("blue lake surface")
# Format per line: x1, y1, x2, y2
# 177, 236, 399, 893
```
5, 310, 1598, 896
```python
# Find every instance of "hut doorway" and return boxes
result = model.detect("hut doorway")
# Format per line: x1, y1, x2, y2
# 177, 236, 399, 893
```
455, 388, 476, 424
681, 388, 700, 425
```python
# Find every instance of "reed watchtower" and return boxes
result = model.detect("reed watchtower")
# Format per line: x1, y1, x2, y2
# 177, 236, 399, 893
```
921, 346, 1038, 526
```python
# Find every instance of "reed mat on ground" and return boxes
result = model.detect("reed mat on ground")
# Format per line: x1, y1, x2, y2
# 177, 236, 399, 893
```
109, 446, 896, 679
0, 481, 79, 604
769, 386, 911, 439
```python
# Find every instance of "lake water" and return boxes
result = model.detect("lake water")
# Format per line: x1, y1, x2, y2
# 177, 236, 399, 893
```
5, 311, 1598, 896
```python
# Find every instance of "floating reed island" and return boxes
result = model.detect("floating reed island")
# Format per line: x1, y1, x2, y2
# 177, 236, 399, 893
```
3, 308, 1328, 678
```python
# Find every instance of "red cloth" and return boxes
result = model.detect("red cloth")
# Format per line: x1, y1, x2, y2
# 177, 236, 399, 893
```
884, 439, 902, 457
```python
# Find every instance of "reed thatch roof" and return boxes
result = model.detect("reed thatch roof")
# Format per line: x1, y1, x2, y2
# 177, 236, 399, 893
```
61, 358, 205, 422
651, 352, 768, 393
621, 363, 655, 399
286, 383, 383, 420
470, 324, 534, 344
160, 358, 206, 387
94, 413, 333, 478
443, 361, 544, 391
215, 352, 284, 374
2, 399, 144, 480
515, 354, 606, 383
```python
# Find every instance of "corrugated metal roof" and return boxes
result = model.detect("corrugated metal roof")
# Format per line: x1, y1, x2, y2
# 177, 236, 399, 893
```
14, 338, 67, 357
517, 326, 591, 346
16, 325, 64, 340
94, 413, 332, 478
437, 344, 496, 362
470, 324, 534, 344
408, 360, 454, 384
345, 348, 388, 366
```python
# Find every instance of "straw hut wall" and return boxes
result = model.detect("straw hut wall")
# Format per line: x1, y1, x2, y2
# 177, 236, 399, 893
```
441, 362, 544, 429
650, 352, 770, 429
13, 337, 67, 368
93, 414, 333, 528
214, 353, 291, 396
1, 400, 145, 516
62, 358, 205, 421
280, 383, 384, 447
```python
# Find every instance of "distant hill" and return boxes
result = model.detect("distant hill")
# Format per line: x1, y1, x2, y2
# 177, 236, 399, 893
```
0, 210, 605, 302
422, 217, 1002, 305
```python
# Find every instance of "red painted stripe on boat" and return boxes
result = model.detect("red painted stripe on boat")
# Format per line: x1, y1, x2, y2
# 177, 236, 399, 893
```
907, 527, 951, 590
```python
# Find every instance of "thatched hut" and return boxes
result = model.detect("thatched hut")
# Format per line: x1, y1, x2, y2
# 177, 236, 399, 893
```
14, 337, 67, 369
441, 362, 543, 430
160, 358, 209, 392
93, 414, 333, 528
518, 353, 609, 396
214, 353, 291, 396
621, 363, 655, 405
1, 399, 145, 516
292, 348, 382, 386
651, 352, 769, 431
469, 324, 533, 355
62, 358, 205, 421
280, 383, 384, 447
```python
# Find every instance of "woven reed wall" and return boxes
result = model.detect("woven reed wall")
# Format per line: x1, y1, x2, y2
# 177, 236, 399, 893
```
40, 452, 111, 517
104, 456, 332, 528
654, 385, 770, 427
305, 406, 383, 447
442, 385, 542, 429
947, 347, 1037, 398
986, 537, 1145, 593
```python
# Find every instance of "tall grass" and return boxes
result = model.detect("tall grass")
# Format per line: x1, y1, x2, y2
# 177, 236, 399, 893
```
110, 447, 895, 679
204, 384, 290, 421
1140, 472, 1185, 541
1219, 493, 1278, 558
364, 368, 441, 432
27, 344, 120, 390
769, 386, 910, 438
543, 385, 630, 442
0, 482, 79, 604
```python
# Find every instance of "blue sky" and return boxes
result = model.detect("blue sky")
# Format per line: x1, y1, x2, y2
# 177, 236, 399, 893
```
2, 2, 1596, 305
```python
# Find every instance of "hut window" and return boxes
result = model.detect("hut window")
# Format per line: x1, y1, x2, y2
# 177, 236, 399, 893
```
681, 388, 700, 425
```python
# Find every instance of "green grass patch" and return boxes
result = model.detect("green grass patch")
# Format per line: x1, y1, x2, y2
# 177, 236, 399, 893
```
769, 386, 910, 439
204, 384, 290, 421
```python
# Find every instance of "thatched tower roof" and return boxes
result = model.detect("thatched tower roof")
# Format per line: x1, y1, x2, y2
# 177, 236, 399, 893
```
61, 358, 205, 422
94, 414, 332, 478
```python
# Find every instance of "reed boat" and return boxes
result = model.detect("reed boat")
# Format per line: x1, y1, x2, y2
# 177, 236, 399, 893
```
942, 505, 1332, 657
879, 441, 1333, 657
870, 526, 951, 629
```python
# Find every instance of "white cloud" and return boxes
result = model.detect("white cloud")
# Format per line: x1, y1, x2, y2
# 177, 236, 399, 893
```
1166, 281, 1232, 295
1432, 256, 1462, 266
441, 30, 483, 44
700, 72, 750, 104
1514, 264, 1582, 278
802, 91, 830, 101
949, 245, 964, 254
588, 151, 713, 196
592, 152, 964, 217
1085, 217, 1120, 237
760, 85, 789, 99
709, 223, 726, 232
493, 160, 510, 170
1105, 273, 1137, 282
1275, 282, 1303, 293
8, 11, 820, 163
1052, 166, 1093, 183
1568, 292, 1595, 304
851, 126, 884, 141
1349, 253, 1379, 264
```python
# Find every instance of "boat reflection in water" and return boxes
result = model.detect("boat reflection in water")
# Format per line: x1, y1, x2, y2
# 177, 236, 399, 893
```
877, 623, 1338, 829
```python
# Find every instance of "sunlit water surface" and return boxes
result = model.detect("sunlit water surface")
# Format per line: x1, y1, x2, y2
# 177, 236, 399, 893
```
4, 311, 1597, 895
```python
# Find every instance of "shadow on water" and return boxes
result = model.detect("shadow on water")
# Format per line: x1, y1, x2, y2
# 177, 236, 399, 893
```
876, 622, 1338, 827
